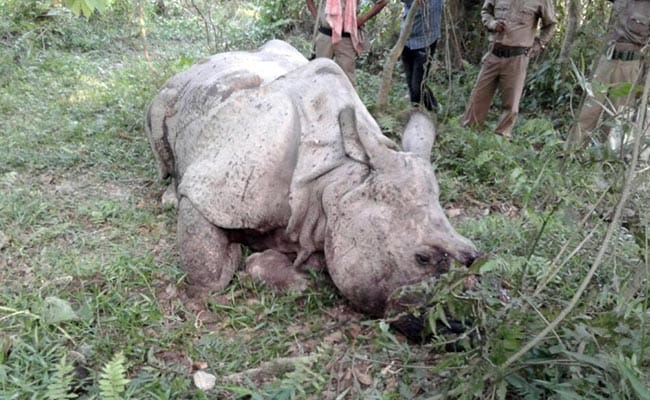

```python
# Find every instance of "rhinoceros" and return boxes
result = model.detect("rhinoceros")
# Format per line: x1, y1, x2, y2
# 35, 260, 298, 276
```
145, 40, 481, 336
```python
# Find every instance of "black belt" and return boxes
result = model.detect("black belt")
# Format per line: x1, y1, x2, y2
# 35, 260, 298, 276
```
492, 45, 529, 58
611, 49, 641, 61
319, 26, 351, 38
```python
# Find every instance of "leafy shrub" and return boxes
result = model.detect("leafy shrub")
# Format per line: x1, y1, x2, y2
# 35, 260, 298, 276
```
256, 0, 309, 35
64, 0, 107, 17
420, 216, 647, 399
523, 57, 579, 118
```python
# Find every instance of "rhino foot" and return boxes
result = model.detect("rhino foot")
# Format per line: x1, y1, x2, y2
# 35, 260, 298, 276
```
161, 181, 177, 208
177, 197, 241, 295
298, 252, 326, 272
246, 249, 310, 293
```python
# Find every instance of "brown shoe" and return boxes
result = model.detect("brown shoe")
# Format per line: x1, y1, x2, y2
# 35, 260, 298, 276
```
495, 131, 512, 140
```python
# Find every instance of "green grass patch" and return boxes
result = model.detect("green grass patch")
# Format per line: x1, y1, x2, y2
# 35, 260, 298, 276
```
1, 3, 648, 399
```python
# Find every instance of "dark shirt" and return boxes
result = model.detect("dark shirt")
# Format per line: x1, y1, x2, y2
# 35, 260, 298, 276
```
401, 0, 443, 49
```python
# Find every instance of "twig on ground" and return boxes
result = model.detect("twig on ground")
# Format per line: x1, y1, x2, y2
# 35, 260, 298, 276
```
221, 355, 318, 383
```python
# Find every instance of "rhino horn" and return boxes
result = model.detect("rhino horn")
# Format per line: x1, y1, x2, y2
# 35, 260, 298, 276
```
338, 106, 399, 169
401, 111, 435, 161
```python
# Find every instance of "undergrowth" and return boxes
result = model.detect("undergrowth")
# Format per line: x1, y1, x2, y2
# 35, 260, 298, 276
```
0, 1, 648, 399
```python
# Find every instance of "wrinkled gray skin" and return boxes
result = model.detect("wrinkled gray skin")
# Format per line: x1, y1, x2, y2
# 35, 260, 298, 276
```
145, 40, 481, 323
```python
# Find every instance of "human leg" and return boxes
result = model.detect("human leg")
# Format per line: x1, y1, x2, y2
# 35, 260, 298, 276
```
401, 43, 438, 111
567, 57, 614, 149
420, 41, 439, 111
462, 53, 500, 128
495, 54, 529, 138
333, 37, 357, 85
401, 46, 417, 101
314, 32, 334, 59
598, 59, 643, 145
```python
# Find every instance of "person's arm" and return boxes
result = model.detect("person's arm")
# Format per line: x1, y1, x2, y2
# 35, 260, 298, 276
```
537, 0, 557, 48
357, 0, 389, 27
481, 0, 505, 32
306, 0, 317, 18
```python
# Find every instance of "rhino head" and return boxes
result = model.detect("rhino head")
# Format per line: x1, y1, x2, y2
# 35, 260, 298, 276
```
323, 108, 481, 335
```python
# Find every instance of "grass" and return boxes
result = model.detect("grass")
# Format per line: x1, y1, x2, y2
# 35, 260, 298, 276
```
1, 1, 649, 399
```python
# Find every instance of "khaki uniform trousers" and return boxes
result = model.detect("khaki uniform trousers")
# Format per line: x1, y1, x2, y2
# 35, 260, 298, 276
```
462, 53, 530, 138
569, 56, 642, 148
314, 32, 357, 85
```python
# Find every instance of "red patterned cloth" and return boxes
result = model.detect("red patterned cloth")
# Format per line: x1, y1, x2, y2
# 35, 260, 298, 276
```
325, 0, 362, 53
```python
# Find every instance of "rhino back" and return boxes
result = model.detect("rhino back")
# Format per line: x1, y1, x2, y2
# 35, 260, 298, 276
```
176, 86, 300, 232
171, 42, 307, 122
145, 40, 307, 181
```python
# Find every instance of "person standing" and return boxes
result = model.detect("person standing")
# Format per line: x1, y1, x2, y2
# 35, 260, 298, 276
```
566, 0, 650, 150
461, 0, 557, 139
400, 0, 444, 112
306, 0, 389, 85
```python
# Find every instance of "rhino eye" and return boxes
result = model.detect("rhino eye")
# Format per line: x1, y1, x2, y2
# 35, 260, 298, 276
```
415, 253, 431, 266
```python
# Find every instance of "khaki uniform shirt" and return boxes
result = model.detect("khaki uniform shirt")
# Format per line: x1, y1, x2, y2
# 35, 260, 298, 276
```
611, 0, 650, 50
481, 0, 557, 48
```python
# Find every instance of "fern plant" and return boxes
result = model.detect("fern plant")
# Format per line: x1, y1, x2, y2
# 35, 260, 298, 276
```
46, 356, 78, 400
99, 352, 130, 400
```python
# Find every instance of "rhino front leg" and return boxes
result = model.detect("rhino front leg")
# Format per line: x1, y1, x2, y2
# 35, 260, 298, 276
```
245, 250, 310, 293
177, 197, 241, 294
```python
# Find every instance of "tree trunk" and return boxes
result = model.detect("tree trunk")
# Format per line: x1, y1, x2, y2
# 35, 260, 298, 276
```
443, 1, 465, 69
447, 0, 485, 65
376, 2, 420, 112
558, 0, 580, 70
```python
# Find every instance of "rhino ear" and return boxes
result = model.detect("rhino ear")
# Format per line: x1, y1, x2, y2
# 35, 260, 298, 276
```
338, 107, 368, 164
401, 111, 436, 161
338, 106, 395, 168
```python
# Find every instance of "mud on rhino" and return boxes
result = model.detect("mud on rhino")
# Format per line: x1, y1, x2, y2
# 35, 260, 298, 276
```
145, 40, 481, 339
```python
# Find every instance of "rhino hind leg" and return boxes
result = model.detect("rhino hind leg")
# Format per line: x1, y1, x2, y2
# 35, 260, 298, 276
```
177, 197, 241, 294
245, 249, 309, 293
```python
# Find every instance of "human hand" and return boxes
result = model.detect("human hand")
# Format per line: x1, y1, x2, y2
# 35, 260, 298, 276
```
529, 38, 543, 57
495, 21, 506, 32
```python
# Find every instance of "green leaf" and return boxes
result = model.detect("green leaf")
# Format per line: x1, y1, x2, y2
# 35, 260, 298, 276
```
99, 352, 130, 400
547, 387, 585, 400
221, 386, 265, 400
496, 379, 507, 400
561, 350, 607, 370
41, 297, 79, 324
476, 150, 494, 167
69, 0, 81, 16
608, 82, 642, 99
46, 356, 78, 400
80, 0, 92, 17
177, 55, 196, 69
64, 0, 104, 17
477, 258, 500, 274
510, 167, 524, 181
92, 0, 107, 12
615, 357, 650, 399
